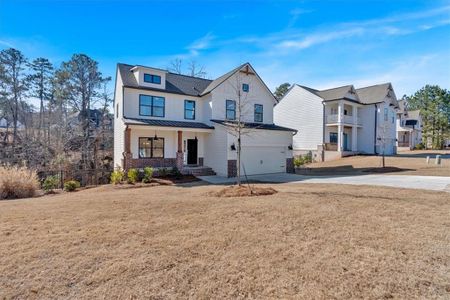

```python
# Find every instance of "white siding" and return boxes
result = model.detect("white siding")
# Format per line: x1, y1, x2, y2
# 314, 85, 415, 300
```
210, 71, 275, 124
123, 88, 206, 123
274, 85, 324, 150
203, 124, 228, 176
357, 105, 376, 154
113, 69, 125, 168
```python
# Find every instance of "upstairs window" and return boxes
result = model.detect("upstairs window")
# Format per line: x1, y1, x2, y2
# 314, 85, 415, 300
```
226, 100, 236, 120
384, 108, 388, 121
242, 83, 249, 92
184, 100, 196, 120
139, 137, 164, 158
254, 104, 263, 122
144, 73, 161, 84
139, 95, 165, 117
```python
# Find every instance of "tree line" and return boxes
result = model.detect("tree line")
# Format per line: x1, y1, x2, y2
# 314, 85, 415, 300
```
0, 48, 113, 183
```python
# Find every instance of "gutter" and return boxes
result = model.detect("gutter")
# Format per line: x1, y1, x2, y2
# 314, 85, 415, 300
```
374, 104, 378, 154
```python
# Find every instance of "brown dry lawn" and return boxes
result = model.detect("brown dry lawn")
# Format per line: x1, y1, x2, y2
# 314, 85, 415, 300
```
1, 183, 449, 299
302, 150, 450, 176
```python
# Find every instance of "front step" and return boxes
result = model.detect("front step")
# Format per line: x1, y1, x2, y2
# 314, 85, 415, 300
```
183, 166, 216, 176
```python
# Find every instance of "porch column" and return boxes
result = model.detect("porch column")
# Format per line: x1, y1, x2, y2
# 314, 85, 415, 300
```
352, 106, 358, 151
337, 101, 344, 123
123, 126, 132, 170
176, 130, 184, 170
337, 125, 344, 152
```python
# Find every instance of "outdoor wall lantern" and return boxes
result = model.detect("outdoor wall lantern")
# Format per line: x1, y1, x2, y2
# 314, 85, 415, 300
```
230, 143, 236, 151
288, 144, 293, 150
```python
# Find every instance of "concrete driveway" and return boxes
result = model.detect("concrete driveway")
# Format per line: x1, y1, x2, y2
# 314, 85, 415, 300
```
198, 173, 450, 192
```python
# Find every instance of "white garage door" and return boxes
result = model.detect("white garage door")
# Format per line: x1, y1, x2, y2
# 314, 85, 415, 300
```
240, 146, 286, 175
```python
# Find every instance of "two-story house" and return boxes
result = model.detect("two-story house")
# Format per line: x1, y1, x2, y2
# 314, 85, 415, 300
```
114, 62, 296, 177
396, 99, 422, 150
274, 83, 398, 161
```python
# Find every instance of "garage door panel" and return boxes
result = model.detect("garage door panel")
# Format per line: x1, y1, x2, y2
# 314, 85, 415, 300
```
240, 146, 286, 175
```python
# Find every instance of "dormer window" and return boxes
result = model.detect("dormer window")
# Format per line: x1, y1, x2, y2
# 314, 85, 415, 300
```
242, 83, 249, 92
144, 73, 161, 84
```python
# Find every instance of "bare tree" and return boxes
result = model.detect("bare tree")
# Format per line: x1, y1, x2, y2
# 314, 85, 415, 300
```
187, 60, 207, 78
28, 57, 53, 138
0, 48, 28, 146
168, 58, 207, 78
60, 54, 104, 184
168, 58, 183, 74
222, 70, 259, 186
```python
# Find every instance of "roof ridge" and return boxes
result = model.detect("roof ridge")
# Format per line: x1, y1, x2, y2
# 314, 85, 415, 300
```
319, 84, 353, 92
167, 72, 213, 81
356, 82, 391, 90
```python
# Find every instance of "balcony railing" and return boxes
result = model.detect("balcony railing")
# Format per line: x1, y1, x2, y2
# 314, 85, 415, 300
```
326, 114, 361, 125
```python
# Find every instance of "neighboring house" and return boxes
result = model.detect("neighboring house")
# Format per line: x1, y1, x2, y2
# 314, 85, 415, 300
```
67, 109, 113, 131
396, 99, 422, 150
114, 62, 295, 177
274, 83, 398, 161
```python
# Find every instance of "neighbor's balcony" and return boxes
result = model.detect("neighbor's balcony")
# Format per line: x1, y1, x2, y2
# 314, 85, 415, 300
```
326, 114, 361, 125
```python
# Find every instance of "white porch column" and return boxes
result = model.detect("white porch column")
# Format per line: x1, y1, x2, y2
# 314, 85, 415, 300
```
352, 106, 358, 151
337, 125, 344, 152
337, 101, 344, 152
337, 101, 344, 123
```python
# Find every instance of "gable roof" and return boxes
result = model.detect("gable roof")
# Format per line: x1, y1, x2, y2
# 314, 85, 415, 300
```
117, 63, 212, 97
356, 83, 395, 105
316, 85, 355, 101
200, 63, 246, 96
295, 84, 359, 103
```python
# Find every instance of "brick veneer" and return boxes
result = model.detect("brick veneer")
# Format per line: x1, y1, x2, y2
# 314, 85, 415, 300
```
130, 158, 176, 169
286, 157, 294, 173
227, 159, 237, 177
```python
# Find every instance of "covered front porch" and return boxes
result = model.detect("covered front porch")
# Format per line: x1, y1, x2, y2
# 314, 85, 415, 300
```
122, 121, 215, 174
324, 124, 360, 160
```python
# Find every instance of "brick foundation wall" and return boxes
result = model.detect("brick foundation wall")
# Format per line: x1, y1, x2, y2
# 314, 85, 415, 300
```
227, 159, 237, 178
130, 158, 176, 169
286, 157, 294, 173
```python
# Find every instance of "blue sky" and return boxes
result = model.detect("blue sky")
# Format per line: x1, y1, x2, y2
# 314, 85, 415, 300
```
1, 0, 449, 101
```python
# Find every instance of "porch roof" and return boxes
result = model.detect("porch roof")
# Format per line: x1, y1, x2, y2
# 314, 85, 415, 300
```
123, 118, 214, 129
211, 119, 297, 132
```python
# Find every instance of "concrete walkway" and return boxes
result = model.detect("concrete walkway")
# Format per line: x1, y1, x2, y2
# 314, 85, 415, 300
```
198, 173, 450, 192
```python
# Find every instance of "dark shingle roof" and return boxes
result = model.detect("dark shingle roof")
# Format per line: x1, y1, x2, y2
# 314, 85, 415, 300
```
118, 63, 212, 97
210, 119, 297, 132
356, 83, 392, 104
124, 118, 214, 129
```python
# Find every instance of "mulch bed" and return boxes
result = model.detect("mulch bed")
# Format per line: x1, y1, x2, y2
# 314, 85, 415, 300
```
211, 185, 277, 197
113, 175, 199, 189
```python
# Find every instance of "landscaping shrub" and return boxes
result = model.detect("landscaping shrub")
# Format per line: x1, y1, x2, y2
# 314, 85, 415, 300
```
0, 165, 40, 199
158, 167, 168, 177
294, 153, 313, 168
42, 175, 60, 193
171, 166, 182, 179
64, 180, 80, 192
414, 143, 425, 150
142, 167, 153, 183
110, 169, 124, 185
127, 168, 139, 184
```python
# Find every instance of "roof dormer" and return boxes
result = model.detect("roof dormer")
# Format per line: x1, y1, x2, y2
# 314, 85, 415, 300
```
131, 65, 167, 90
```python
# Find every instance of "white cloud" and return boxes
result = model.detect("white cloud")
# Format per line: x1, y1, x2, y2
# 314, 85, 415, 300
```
187, 32, 215, 56
278, 27, 365, 50
0, 39, 15, 48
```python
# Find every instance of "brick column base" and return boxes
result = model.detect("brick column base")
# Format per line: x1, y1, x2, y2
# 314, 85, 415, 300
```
176, 152, 184, 171
227, 159, 237, 178
123, 152, 132, 171
286, 157, 294, 173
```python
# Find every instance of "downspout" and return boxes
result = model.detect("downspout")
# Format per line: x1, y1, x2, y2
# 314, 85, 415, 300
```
322, 101, 326, 162
374, 104, 378, 154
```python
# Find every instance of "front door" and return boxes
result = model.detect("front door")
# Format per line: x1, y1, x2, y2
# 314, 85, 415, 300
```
343, 133, 349, 151
187, 139, 198, 165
